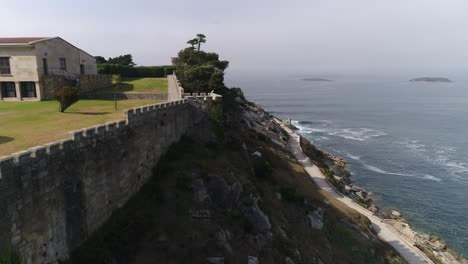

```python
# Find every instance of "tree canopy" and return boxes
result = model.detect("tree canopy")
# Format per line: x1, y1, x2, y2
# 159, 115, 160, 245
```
174, 34, 229, 93
186, 33, 207, 51
94, 54, 136, 66
95, 56, 107, 64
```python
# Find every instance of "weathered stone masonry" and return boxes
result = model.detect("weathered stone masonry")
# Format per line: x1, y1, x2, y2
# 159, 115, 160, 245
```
0, 95, 217, 264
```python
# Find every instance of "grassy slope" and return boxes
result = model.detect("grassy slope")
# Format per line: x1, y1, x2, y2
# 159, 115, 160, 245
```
0, 99, 158, 156
70, 116, 405, 264
93, 77, 168, 94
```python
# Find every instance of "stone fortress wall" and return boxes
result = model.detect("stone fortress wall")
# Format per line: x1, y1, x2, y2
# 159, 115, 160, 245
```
0, 90, 220, 263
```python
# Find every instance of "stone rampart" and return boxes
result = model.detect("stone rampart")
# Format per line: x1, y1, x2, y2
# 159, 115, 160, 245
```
0, 97, 216, 264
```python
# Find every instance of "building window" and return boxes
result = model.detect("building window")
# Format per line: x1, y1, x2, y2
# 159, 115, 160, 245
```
20, 82, 36, 98
43, 58, 48, 75
1, 82, 16, 97
80, 64, 85, 74
0, 57, 11, 75
59, 58, 67, 70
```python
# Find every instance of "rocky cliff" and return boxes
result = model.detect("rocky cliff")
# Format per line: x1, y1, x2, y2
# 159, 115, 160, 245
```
68, 89, 407, 264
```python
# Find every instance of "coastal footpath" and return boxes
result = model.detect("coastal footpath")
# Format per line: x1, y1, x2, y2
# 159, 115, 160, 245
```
278, 120, 467, 264
278, 121, 433, 264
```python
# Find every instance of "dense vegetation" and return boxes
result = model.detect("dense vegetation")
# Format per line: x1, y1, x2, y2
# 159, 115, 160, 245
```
97, 64, 175, 78
95, 54, 135, 66
173, 34, 229, 93
95, 54, 174, 77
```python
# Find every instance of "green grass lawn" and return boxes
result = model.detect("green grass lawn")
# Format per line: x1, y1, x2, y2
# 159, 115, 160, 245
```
0, 99, 159, 156
93, 77, 168, 95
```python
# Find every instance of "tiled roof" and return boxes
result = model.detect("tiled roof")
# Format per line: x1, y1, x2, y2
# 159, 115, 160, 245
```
0, 37, 49, 44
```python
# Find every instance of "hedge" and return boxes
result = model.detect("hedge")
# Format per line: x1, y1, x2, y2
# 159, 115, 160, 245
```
97, 64, 175, 77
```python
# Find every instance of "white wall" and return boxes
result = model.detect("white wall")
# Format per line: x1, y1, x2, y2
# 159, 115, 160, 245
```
79, 49, 97, 75
0, 47, 39, 82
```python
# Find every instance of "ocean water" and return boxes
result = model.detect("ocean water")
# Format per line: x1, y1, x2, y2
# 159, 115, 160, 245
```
227, 74, 468, 257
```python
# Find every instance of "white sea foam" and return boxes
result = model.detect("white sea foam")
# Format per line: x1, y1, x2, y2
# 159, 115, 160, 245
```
402, 139, 427, 153
293, 120, 386, 142
291, 120, 328, 134
362, 163, 443, 182
422, 174, 442, 182
345, 152, 361, 160
359, 159, 446, 182
401, 139, 467, 181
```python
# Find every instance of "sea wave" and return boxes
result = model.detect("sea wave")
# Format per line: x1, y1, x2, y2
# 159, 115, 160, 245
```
292, 120, 386, 141
345, 152, 361, 160
402, 139, 427, 153
401, 140, 468, 180
329, 128, 387, 141
422, 174, 443, 182
361, 162, 442, 182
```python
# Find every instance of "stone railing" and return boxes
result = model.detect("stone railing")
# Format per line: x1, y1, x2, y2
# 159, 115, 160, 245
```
172, 74, 184, 99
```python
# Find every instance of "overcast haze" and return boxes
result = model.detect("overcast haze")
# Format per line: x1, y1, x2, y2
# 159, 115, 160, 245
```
2, 0, 468, 76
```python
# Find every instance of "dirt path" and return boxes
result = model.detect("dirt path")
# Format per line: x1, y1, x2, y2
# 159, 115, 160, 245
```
278, 121, 434, 264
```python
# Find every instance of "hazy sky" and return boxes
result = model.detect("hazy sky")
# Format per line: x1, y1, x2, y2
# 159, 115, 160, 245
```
2, 0, 468, 76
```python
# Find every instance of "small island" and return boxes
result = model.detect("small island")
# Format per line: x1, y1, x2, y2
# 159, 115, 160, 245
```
302, 78, 332, 82
409, 77, 452, 83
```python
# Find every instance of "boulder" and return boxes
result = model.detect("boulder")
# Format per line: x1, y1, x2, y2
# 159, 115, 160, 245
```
251, 151, 262, 158
206, 175, 230, 208
190, 209, 211, 219
215, 229, 233, 255
355, 191, 367, 200
205, 175, 243, 212
307, 208, 324, 230
246, 232, 272, 251
351, 185, 364, 192
226, 181, 243, 211
248, 256, 259, 264
368, 205, 379, 214
391, 210, 401, 218
207, 257, 224, 264
285, 257, 295, 264
244, 198, 272, 233
192, 179, 209, 203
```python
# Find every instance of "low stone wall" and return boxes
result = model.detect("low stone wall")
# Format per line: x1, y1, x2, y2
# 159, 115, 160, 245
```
0, 96, 218, 264
173, 74, 184, 98
80, 92, 168, 101
78, 74, 112, 93
40, 76, 76, 100
40, 74, 112, 100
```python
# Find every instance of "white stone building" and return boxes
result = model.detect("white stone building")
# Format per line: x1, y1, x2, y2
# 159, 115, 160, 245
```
0, 37, 98, 101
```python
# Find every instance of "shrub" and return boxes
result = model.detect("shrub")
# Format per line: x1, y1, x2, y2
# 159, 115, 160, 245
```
253, 158, 273, 179
0, 248, 22, 264
55, 87, 79, 112
207, 101, 224, 139
280, 187, 303, 203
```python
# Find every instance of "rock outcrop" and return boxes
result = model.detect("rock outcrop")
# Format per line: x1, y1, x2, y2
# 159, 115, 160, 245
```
410, 77, 452, 82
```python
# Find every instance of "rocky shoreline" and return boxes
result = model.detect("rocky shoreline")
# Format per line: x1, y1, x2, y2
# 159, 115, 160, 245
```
293, 125, 467, 264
